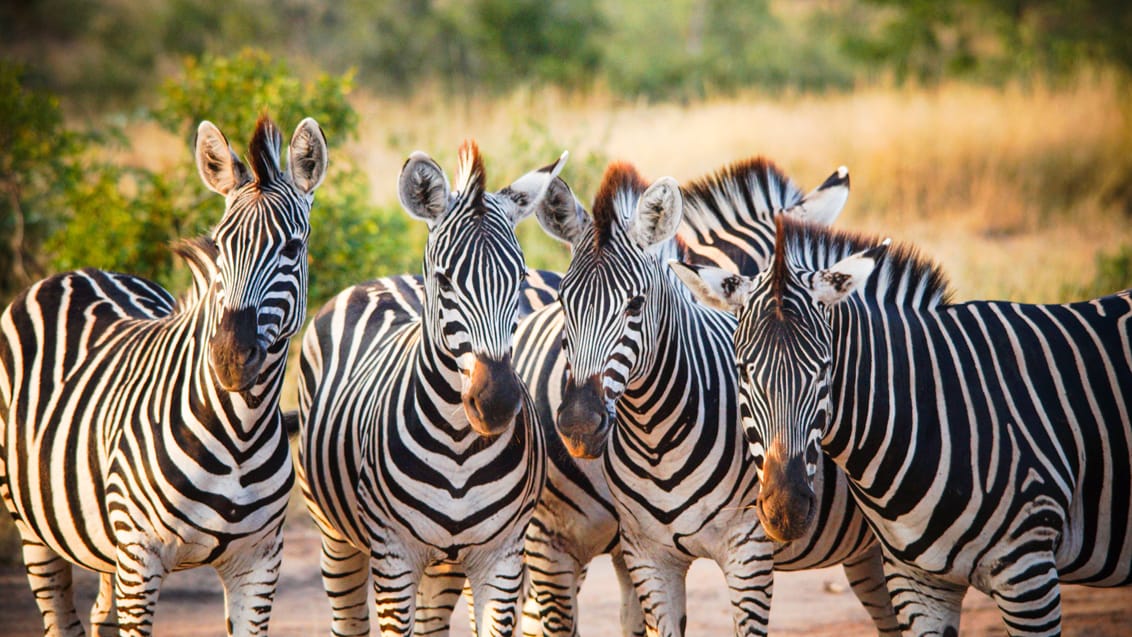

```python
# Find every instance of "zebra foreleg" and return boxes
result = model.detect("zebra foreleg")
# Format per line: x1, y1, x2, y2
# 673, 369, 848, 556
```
618, 541, 690, 637
320, 533, 371, 637
983, 551, 1063, 637
718, 545, 774, 636
525, 543, 585, 636
90, 572, 118, 636
369, 542, 426, 636
882, 556, 965, 637
840, 545, 900, 635
465, 543, 527, 637
112, 541, 170, 637
416, 561, 470, 636
214, 527, 285, 637
610, 548, 646, 637
20, 539, 84, 637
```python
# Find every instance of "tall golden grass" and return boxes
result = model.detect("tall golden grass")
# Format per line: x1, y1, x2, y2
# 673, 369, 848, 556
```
346, 75, 1130, 303
120, 75, 1130, 302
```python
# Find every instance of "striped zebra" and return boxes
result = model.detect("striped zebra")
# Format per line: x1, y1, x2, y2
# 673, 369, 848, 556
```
296, 142, 576, 636
0, 115, 328, 637
511, 156, 862, 637
533, 162, 899, 636
673, 216, 1132, 635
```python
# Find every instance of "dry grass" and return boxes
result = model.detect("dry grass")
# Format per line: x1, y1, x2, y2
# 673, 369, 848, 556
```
348, 75, 1131, 303
104, 76, 1131, 303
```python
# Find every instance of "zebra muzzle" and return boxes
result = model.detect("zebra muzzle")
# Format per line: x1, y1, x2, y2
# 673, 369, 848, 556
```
557, 375, 610, 459
462, 353, 523, 437
756, 453, 817, 542
209, 306, 266, 392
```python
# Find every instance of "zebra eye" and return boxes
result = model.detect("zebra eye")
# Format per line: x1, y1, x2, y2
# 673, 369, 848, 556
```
435, 271, 454, 293
281, 239, 304, 260
625, 295, 645, 316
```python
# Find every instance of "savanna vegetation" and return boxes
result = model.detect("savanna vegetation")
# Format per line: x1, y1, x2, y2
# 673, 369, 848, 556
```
1, 0, 1131, 563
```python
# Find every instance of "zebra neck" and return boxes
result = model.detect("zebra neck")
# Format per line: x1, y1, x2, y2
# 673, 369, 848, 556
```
822, 299, 929, 490
190, 298, 289, 441
410, 328, 468, 430
621, 284, 732, 441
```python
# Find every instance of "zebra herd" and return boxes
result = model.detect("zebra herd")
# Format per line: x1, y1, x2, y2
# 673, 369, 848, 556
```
0, 114, 1128, 637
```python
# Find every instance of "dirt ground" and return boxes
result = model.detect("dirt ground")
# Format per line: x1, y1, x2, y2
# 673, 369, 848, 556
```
2, 516, 1129, 636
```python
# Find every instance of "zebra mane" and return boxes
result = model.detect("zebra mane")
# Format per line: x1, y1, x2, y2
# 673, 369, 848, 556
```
247, 114, 284, 186
454, 139, 487, 212
677, 156, 804, 271
591, 161, 649, 251
774, 216, 954, 309
171, 236, 220, 309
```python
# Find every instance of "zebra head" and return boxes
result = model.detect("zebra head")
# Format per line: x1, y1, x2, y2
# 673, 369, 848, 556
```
536, 162, 683, 458
672, 217, 887, 542
398, 141, 574, 437
194, 115, 328, 393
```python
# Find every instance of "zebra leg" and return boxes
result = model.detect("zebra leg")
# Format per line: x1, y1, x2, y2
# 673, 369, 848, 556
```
90, 571, 119, 636
520, 580, 542, 637
619, 541, 690, 637
21, 539, 85, 637
840, 545, 900, 635
320, 533, 371, 637
113, 541, 170, 637
525, 544, 584, 636
369, 542, 426, 636
214, 526, 285, 637
465, 542, 527, 637
984, 554, 1062, 636
716, 533, 775, 636
882, 556, 966, 636
610, 548, 645, 637
416, 561, 467, 637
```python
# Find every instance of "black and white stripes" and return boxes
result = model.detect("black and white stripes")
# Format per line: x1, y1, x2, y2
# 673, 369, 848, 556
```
0, 116, 327, 637
535, 162, 898, 636
677, 216, 1132, 635
296, 142, 576, 636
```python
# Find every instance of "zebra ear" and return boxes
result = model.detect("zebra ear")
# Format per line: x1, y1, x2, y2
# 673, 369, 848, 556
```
535, 191, 591, 246
288, 117, 328, 195
499, 151, 570, 227
195, 121, 252, 195
808, 239, 889, 306
668, 260, 753, 313
783, 166, 849, 227
398, 151, 452, 225
629, 176, 682, 251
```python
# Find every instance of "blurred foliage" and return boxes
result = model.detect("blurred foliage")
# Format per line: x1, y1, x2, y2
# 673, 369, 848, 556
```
1061, 245, 1132, 301
0, 62, 95, 300
3, 51, 418, 307
9, 0, 1129, 109
154, 49, 359, 145
842, 0, 1132, 84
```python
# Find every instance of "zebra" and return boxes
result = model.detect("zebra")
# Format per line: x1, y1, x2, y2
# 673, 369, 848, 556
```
296, 141, 578, 636
509, 156, 863, 637
672, 216, 1132, 635
533, 161, 899, 636
0, 115, 328, 637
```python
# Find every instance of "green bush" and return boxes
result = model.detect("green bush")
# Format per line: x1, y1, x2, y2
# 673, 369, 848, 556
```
36, 48, 419, 308
0, 62, 89, 303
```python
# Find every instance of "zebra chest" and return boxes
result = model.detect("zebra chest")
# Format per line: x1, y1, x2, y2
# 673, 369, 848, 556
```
106, 419, 293, 545
357, 405, 544, 551
607, 418, 757, 543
